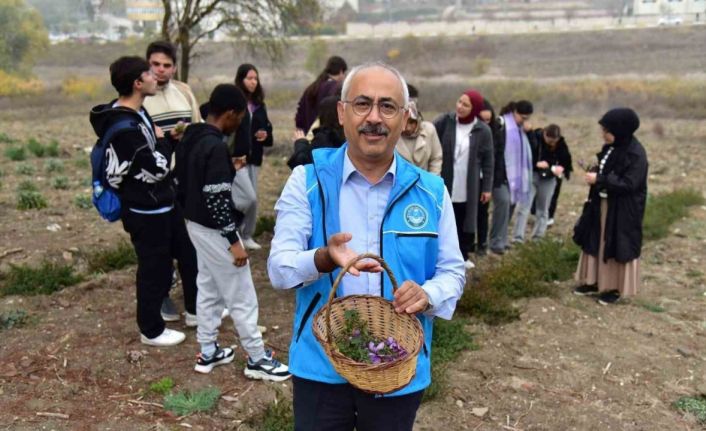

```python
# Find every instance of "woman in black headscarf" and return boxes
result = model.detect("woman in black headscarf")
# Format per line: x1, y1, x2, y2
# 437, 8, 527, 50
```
573, 108, 648, 305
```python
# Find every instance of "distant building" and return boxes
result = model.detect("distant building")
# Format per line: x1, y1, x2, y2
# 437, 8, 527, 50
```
632, 0, 706, 16
320, 0, 360, 13
126, 0, 164, 22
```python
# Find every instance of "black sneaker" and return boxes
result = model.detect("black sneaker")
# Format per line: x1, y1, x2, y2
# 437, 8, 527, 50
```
573, 284, 598, 296
244, 349, 291, 382
597, 291, 621, 305
194, 343, 235, 374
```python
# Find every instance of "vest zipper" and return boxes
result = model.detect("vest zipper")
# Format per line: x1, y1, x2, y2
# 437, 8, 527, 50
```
378, 178, 419, 296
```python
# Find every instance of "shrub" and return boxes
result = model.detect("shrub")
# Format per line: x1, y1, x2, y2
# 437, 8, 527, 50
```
61, 76, 105, 99
0, 309, 28, 330
149, 377, 174, 395
46, 140, 60, 157
643, 189, 705, 241
4, 146, 26, 161
51, 176, 70, 190
26, 138, 45, 157
457, 277, 520, 325
674, 395, 706, 424
17, 180, 37, 192
74, 194, 92, 209
0, 262, 83, 296
0, 132, 15, 144
458, 238, 578, 325
0, 70, 44, 97
87, 241, 137, 273
163, 387, 220, 416
15, 162, 35, 176
249, 389, 294, 431
45, 159, 64, 174
17, 190, 47, 210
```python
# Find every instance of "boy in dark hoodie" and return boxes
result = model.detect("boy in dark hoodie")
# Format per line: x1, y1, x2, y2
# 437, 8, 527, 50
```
175, 84, 290, 379
89, 56, 197, 347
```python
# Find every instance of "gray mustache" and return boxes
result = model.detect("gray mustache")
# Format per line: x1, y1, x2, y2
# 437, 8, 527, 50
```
357, 123, 390, 136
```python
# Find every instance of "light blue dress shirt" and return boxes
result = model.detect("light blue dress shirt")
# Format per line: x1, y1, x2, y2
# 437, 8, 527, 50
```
267, 150, 465, 320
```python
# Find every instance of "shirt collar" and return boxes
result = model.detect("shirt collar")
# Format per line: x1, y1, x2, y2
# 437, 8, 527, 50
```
342, 149, 396, 187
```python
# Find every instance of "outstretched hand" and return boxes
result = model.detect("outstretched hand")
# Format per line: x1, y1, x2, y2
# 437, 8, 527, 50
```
327, 233, 383, 276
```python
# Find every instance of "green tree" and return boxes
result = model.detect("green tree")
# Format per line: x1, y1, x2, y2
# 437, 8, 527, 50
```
160, 0, 320, 83
0, 0, 48, 72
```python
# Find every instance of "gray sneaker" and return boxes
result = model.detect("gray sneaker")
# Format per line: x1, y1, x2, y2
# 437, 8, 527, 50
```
244, 349, 291, 382
161, 297, 180, 322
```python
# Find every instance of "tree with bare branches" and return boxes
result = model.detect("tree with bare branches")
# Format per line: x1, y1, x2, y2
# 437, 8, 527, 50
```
159, 0, 320, 82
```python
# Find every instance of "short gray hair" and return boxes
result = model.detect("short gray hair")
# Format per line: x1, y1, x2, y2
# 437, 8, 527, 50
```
340, 62, 409, 108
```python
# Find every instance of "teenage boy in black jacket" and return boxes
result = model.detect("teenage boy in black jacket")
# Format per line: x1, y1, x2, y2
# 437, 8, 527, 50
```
89, 56, 197, 347
174, 84, 290, 379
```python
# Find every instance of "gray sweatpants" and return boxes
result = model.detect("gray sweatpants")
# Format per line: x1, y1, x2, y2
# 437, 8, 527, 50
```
186, 221, 265, 362
231, 165, 259, 240
513, 173, 557, 242
490, 183, 512, 252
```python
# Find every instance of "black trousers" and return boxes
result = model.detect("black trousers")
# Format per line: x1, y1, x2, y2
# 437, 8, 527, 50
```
452, 202, 474, 260
475, 197, 490, 252
293, 376, 423, 431
120, 205, 198, 338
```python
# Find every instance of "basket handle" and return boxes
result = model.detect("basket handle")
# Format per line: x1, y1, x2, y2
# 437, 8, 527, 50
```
325, 253, 399, 344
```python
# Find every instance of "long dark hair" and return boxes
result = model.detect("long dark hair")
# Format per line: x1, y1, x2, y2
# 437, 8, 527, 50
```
235, 63, 264, 105
303, 56, 347, 104
499, 100, 533, 116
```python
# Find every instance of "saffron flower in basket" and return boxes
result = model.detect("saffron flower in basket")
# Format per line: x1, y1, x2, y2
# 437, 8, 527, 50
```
335, 310, 408, 364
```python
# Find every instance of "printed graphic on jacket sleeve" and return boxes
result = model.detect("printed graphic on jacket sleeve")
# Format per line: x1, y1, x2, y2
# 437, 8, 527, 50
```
105, 144, 130, 188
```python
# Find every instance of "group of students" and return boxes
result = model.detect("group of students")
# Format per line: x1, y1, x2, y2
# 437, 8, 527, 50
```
288, 61, 645, 308
89, 41, 289, 380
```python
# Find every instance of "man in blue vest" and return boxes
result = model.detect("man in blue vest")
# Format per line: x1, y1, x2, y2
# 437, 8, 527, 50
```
268, 62, 466, 430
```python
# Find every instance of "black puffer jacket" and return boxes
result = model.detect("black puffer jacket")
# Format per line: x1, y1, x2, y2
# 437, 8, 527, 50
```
574, 137, 648, 263
528, 129, 573, 180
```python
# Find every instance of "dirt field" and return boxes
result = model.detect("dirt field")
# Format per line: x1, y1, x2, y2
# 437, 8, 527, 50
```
2, 28, 706, 430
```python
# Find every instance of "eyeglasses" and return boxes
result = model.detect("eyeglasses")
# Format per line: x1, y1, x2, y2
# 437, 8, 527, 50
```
343, 96, 405, 119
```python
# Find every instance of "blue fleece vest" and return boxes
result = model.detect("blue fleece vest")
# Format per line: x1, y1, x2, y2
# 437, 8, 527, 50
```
288, 144, 446, 396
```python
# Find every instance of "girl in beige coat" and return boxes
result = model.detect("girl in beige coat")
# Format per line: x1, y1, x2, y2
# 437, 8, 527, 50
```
395, 100, 443, 174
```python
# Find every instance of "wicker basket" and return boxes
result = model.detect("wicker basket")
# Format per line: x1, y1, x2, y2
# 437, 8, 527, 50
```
312, 253, 424, 394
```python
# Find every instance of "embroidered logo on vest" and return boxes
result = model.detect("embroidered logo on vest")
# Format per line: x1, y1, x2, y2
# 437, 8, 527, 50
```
404, 204, 428, 229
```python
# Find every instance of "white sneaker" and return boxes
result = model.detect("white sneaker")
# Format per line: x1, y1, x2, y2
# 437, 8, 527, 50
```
258, 325, 267, 334
184, 312, 197, 327
464, 259, 475, 270
242, 238, 262, 250
140, 328, 186, 347
547, 218, 555, 226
